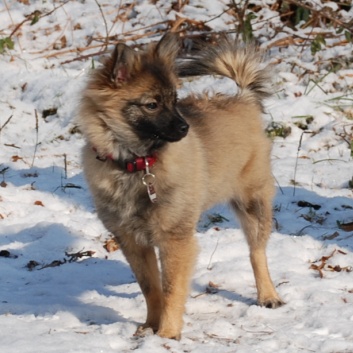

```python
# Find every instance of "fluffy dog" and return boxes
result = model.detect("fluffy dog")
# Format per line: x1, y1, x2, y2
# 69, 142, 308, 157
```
78, 33, 283, 340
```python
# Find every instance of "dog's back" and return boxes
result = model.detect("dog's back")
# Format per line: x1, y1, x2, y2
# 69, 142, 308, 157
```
177, 36, 273, 209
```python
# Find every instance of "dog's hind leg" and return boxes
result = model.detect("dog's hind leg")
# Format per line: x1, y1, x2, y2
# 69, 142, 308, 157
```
231, 194, 284, 308
117, 236, 163, 334
157, 234, 199, 340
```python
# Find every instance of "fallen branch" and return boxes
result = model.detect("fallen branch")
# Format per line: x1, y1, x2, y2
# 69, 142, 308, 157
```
9, 0, 72, 39
285, 0, 353, 34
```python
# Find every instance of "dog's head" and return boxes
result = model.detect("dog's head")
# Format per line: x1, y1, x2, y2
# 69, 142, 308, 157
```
82, 33, 188, 156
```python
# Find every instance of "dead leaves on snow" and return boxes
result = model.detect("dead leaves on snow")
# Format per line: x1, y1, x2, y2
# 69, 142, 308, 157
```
0, 250, 18, 258
192, 281, 221, 299
338, 221, 353, 232
25, 250, 95, 271
310, 249, 352, 278
103, 236, 120, 253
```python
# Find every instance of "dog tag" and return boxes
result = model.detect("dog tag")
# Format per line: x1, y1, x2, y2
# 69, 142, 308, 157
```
142, 158, 157, 203
146, 181, 157, 203
142, 173, 157, 203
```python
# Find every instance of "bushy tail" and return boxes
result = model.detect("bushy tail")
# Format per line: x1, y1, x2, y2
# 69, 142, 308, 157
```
178, 35, 271, 105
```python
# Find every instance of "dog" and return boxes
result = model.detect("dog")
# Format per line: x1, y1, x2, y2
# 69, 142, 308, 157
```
78, 32, 284, 340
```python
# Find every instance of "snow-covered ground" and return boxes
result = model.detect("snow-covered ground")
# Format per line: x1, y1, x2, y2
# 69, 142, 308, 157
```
1, 1, 353, 352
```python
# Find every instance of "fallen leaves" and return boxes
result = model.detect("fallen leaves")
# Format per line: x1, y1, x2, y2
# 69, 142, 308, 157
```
26, 250, 96, 271
65, 250, 95, 262
338, 221, 353, 232
204, 213, 229, 229
11, 155, 23, 162
104, 237, 120, 253
297, 200, 321, 210
310, 249, 352, 278
168, 15, 212, 33
192, 281, 221, 298
206, 281, 220, 294
0, 250, 18, 258
322, 231, 340, 241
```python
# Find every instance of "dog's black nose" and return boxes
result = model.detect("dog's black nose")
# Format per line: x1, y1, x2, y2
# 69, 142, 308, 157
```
179, 123, 189, 134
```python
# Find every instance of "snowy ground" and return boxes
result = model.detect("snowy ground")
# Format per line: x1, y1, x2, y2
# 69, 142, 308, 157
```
1, 1, 353, 352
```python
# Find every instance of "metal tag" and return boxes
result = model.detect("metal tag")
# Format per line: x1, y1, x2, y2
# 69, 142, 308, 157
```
142, 158, 157, 203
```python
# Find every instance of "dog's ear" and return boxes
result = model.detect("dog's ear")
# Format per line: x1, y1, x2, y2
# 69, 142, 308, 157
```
154, 32, 180, 66
110, 43, 139, 86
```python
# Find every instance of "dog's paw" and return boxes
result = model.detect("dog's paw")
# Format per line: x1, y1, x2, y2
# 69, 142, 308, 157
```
133, 325, 155, 338
157, 328, 181, 340
259, 297, 285, 309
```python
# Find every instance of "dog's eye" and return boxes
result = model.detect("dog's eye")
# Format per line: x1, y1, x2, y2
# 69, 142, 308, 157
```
145, 102, 158, 110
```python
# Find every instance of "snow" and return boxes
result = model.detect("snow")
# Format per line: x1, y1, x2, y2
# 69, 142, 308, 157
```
1, 1, 353, 352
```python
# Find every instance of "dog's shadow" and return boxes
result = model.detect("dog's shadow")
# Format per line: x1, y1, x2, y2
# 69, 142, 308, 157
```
0, 222, 138, 325
198, 186, 353, 251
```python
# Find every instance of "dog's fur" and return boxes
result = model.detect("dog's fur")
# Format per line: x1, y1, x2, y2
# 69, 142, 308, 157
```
78, 33, 284, 340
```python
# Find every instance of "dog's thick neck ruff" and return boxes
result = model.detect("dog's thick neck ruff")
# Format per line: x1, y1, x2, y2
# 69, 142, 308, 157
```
93, 148, 157, 173
93, 147, 158, 203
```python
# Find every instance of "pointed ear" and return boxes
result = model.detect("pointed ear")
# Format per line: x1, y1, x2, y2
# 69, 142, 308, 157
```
154, 32, 180, 66
110, 43, 139, 85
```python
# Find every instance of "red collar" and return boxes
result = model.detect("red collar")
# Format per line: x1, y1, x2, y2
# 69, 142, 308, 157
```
124, 155, 157, 173
93, 148, 157, 173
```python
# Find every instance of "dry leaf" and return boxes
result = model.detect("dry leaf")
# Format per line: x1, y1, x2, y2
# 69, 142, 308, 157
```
310, 249, 351, 278
0, 250, 10, 257
208, 281, 220, 288
53, 35, 67, 50
65, 250, 95, 262
12, 155, 23, 162
34, 200, 44, 207
26, 260, 40, 271
206, 281, 220, 294
73, 23, 82, 30
104, 238, 120, 252
21, 82, 27, 92
323, 231, 339, 240
339, 222, 353, 232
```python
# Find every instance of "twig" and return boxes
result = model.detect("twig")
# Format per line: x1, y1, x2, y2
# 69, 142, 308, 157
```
4, 143, 20, 149
94, 0, 109, 51
63, 154, 68, 179
3, 0, 14, 25
273, 173, 284, 195
293, 131, 306, 196
0, 115, 14, 137
60, 49, 107, 65
207, 237, 220, 270
30, 110, 39, 168
9, 0, 71, 39
204, 8, 230, 24
285, 0, 353, 34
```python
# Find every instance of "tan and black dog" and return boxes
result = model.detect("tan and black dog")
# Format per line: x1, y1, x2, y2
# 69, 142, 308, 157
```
78, 33, 283, 340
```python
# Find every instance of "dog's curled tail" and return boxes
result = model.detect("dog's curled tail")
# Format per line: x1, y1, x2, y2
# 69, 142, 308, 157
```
178, 35, 271, 106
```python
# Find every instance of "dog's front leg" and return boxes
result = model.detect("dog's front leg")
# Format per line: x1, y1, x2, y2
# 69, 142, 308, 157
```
117, 235, 163, 334
157, 235, 199, 340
